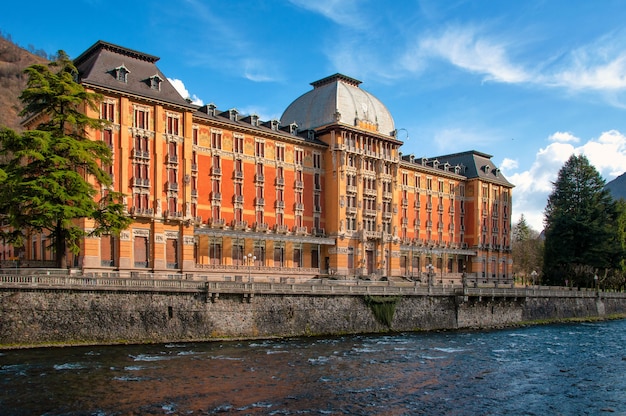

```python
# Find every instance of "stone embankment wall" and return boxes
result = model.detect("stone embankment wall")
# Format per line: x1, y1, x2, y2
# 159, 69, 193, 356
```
1, 290, 625, 348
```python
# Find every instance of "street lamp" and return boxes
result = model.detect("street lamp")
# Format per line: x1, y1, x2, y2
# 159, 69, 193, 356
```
594, 274, 598, 293
427, 263, 434, 292
247, 253, 256, 282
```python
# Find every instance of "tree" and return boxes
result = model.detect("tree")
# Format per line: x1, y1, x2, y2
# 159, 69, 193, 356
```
0, 51, 131, 268
512, 214, 543, 285
543, 154, 622, 286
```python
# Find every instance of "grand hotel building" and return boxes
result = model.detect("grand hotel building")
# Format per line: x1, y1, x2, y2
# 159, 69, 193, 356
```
13, 41, 514, 283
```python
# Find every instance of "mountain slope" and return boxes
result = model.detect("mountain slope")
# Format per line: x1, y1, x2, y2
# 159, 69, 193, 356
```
0, 36, 48, 131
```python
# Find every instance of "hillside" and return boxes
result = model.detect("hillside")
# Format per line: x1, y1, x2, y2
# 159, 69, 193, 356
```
0, 36, 48, 131
606, 172, 626, 201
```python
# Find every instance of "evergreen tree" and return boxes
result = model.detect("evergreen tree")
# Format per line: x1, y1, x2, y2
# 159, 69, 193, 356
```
543, 154, 621, 286
0, 51, 131, 268
512, 214, 543, 285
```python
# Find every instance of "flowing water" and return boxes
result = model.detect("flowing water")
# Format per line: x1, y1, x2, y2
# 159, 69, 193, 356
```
1, 320, 625, 415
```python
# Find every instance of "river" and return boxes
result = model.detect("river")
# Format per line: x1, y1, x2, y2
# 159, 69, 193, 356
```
1, 320, 625, 415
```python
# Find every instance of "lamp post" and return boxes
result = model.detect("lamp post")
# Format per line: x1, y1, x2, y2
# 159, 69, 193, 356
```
594, 274, 598, 293
427, 263, 434, 293
531, 270, 537, 288
247, 253, 256, 282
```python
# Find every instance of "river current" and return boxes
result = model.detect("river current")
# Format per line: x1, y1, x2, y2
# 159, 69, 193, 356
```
1, 320, 625, 415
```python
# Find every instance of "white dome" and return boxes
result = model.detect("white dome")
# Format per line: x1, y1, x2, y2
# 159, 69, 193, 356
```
280, 74, 395, 137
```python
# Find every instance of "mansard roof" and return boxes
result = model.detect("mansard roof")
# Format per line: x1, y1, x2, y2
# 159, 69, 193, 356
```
434, 150, 514, 187
74, 40, 192, 108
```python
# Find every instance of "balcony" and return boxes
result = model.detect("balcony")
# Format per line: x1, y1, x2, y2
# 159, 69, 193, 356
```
231, 220, 248, 230
132, 177, 150, 188
346, 206, 357, 215
209, 218, 226, 228
191, 189, 198, 198
363, 209, 377, 217
211, 192, 221, 202
233, 170, 244, 180
167, 153, 178, 164
346, 185, 357, 194
313, 205, 322, 213
166, 182, 179, 192
129, 207, 153, 217
163, 210, 183, 219
275, 200, 285, 209
312, 228, 326, 237
255, 174, 265, 183
132, 148, 150, 160
294, 202, 304, 211
382, 212, 392, 220
211, 167, 222, 176
401, 198, 408, 207
191, 163, 198, 172
363, 188, 377, 197
275, 177, 285, 186
383, 191, 392, 200
294, 180, 304, 189
232, 195, 244, 204
254, 222, 269, 232
274, 224, 289, 234
292, 226, 308, 235
255, 197, 265, 206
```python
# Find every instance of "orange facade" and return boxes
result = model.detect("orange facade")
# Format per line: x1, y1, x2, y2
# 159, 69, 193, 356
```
8, 41, 513, 283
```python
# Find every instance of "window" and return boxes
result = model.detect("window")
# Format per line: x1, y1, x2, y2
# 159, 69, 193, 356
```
255, 140, 265, 158
192, 127, 199, 145
295, 149, 303, 165
313, 153, 321, 169
167, 115, 180, 135
276, 145, 285, 162
234, 135, 244, 154
101, 101, 115, 122
211, 130, 222, 149
115, 65, 129, 83
150, 74, 162, 90
134, 107, 149, 129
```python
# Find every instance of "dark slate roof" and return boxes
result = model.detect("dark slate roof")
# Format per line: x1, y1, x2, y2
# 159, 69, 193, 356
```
606, 171, 626, 200
431, 150, 514, 187
194, 104, 327, 147
74, 41, 193, 108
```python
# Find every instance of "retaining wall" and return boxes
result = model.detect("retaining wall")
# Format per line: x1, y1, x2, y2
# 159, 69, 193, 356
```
1, 289, 625, 348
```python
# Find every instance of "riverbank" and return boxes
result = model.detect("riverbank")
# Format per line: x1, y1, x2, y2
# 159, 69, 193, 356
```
2, 276, 626, 349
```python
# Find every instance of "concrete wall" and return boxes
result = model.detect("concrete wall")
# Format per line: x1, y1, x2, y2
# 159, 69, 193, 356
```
1, 290, 625, 348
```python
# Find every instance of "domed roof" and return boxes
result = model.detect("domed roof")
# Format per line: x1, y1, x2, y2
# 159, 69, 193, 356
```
280, 74, 395, 137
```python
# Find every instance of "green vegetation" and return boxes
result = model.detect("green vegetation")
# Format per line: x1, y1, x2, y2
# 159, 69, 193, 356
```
0, 52, 131, 268
543, 154, 626, 289
512, 214, 543, 285
364, 295, 402, 327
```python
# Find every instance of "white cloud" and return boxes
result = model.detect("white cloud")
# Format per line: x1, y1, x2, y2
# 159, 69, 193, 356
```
548, 131, 579, 143
288, 0, 368, 30
505, 130, 626, 231
417, 26, 530, 84
168, 78, 204, 106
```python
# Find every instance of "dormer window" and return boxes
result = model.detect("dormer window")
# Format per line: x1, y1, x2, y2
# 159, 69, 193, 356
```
149, 74, 163, 91
271, 120, 279, 131
251, 114, 259, 127
289, 122, 298, 135
482, 165, 491, 173
115, 65, 130, 83
228, 108, 239, 121
206, 103, 217, 117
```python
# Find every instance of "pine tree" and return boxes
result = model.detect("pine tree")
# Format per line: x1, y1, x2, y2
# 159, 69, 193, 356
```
0, 51, 131, 268
543, 154, 620, 286
512, 214, 543, 285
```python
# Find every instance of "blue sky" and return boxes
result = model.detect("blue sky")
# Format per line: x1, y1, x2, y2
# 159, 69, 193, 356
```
3, 0, 626, 231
